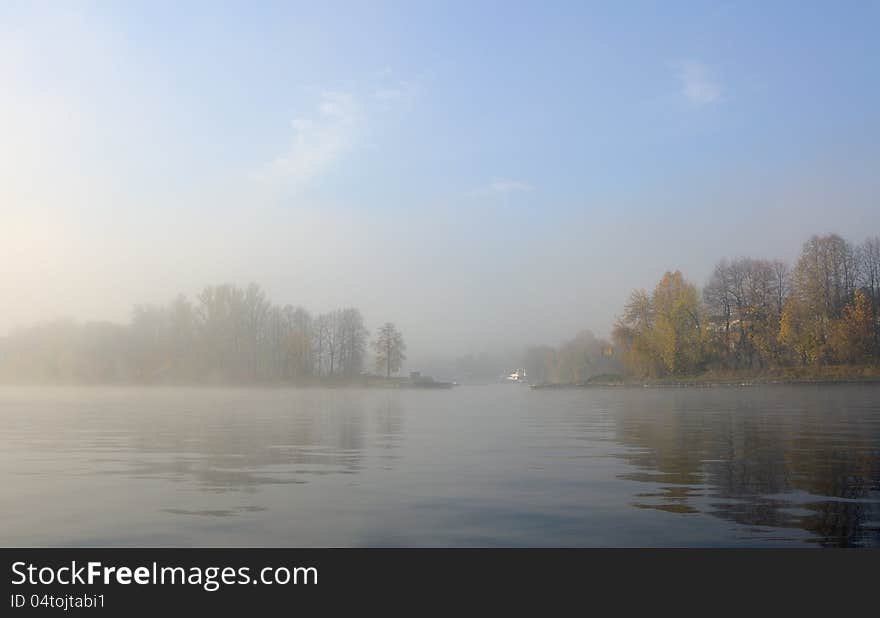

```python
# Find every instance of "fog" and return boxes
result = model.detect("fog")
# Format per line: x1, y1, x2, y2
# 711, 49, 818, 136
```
2, 3, 879, 373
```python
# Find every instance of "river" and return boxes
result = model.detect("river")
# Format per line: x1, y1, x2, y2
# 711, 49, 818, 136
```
1, 384, 877, 546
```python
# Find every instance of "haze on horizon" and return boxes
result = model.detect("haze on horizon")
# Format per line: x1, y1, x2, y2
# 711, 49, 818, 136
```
2, 1, 879, 367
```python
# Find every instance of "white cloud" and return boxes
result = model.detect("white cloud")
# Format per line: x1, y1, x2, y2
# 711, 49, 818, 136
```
677, 61, 721, 106
255, 72, 418, 193
255, 91, 361, 190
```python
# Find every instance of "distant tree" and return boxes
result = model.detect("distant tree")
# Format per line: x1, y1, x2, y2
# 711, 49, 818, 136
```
523, 345, 558, 384
565, 331, 618, 382
2, 228, 878, 386
338, 308, 368, 376
129, 304, 171, 382
196, 284, 247, 381
326, 311, 340, 376
167, 294, 196, 379
242, 283, 270, 379
372, 322, 406, 378
262, 305, 286, 380
282, 305, 313, 379
312, 313, 331, 377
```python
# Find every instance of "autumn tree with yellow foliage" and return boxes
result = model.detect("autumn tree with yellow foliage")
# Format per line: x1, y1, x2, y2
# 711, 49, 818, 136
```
612, 233, 879, 380
830, 290, 874, 364
612, 271, 706, 378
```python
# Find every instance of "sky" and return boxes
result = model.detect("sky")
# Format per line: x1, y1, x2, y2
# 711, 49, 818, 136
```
2, 1, 879, 364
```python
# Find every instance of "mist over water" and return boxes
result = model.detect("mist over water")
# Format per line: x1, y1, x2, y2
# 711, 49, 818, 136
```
2, 385, 877, 547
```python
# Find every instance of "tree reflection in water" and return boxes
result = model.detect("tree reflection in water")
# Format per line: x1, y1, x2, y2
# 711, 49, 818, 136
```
612, 387, 880, 546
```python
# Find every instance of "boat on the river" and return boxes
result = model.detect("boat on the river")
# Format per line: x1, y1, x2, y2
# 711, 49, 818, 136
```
503, 369, 528, 383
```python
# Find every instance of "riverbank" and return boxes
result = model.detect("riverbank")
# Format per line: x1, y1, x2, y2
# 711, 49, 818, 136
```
530, 366, 880, 389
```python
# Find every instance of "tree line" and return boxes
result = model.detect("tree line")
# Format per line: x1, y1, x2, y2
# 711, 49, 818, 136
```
523, 330, 620, 385
0, 283, 406, 384
612, 233, 880, 378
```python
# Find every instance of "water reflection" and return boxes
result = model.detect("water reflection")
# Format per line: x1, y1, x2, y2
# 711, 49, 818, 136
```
1, 385, 879, 546
611, 387, 880, 546
1, 388, 403, 493
372, 395, 404, 468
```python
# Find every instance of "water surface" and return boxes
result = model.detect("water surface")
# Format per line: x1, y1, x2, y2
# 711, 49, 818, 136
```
1, 385, 878, 547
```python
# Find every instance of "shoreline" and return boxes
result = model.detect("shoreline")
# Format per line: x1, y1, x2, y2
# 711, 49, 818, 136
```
0, 376, 456, 390
530, 373, 880, 389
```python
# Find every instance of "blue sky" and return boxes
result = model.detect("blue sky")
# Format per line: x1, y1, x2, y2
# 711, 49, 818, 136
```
2, 1, 879, 359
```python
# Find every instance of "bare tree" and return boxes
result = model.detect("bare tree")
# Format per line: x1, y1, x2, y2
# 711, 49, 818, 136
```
859, 236, 880, 351
338, 308, 368, 376
372, 322, 406, 378
703, 259, 734, 363
771, 259, 789, 320
313, 313, 332, 377
704, 257, 790, 369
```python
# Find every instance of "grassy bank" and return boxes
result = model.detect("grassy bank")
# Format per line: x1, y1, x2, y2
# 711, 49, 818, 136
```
530, 366, 880, 389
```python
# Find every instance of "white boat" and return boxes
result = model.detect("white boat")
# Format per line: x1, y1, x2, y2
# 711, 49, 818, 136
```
504, 369, 527, 383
